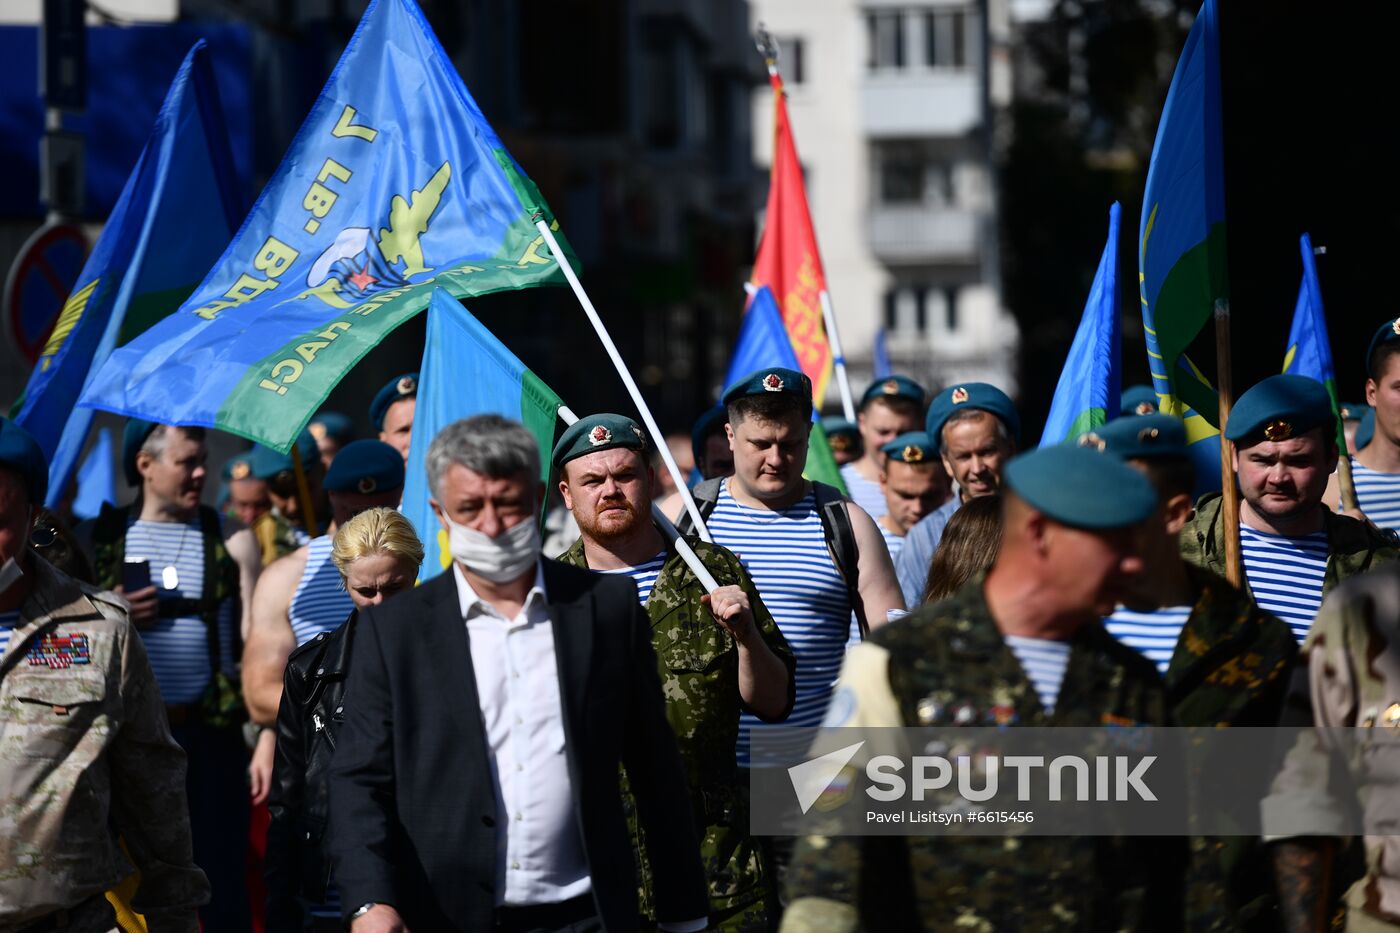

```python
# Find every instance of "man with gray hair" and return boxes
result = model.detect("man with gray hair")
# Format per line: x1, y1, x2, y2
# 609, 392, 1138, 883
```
328, 414, 708, 933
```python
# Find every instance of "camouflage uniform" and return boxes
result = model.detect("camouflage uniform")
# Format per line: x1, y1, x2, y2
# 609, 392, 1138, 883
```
781, 581, 1181, 933
1165, 564, 1299, 932
252, 510, 304, 566
559, 535, 796, 932
1263, 565, 1400, 931
1181, 492, 1399, 599
0, 555, 209, 931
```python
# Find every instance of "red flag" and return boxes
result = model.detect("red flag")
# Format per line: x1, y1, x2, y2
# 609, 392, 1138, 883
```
751, 71, 832, 405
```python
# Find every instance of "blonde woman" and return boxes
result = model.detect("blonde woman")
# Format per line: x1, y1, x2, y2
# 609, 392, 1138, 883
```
265, 507, 423, 932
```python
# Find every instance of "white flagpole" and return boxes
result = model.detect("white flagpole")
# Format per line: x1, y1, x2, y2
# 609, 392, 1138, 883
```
554, 405, 720, 590
536, 220, 713, 543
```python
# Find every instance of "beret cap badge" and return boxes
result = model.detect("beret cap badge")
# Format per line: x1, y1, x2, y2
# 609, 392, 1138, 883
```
951, 387, 969, 404
231, 461, 251, 480
309, 423, 328, 441
1138, 427, 1161, 443
1263, 420, 1294, 442
762, 373, 784, 392
1392, 318, 1400, 336
588, 425, 612, 446
1077, 433, 1107, 452
902, 445, 925, 463
357, 477, 377, 494
397, 375, 417, 395
1134, 401, 1157, 416
882, 379, 900, 395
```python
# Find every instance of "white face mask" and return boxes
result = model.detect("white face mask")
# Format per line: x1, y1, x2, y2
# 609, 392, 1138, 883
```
442, 512, 540, 583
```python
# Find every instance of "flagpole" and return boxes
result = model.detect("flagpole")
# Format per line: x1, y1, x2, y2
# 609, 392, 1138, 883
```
290, 444, 320, 539
1214, 299, 1241, 587
554, 406, 721, 590
535, 220, 713, 543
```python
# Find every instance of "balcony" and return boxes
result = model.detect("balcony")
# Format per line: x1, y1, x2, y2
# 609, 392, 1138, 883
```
860, 71, 980, 138
868, 206, 978, 263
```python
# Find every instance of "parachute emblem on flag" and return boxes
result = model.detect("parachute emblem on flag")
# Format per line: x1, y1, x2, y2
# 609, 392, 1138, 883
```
763, 373, 785, 392
588, 425, 612, 446
951, 387, 969, 404
301, 162, 452, 309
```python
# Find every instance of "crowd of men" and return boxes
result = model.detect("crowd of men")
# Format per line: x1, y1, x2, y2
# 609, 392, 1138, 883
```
8, 318, 1400, 932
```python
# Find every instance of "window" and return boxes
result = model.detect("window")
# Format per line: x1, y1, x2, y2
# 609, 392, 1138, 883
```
945, 287, 960, 332
923, 8, 968, 69
777, 36, 805, 84
883, 290, 899, 332
867, 10, 905, 71
880, 154, 925, 203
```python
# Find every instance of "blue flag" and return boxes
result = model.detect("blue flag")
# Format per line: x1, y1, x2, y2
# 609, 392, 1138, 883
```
1041, 203, 1122, 446
872, 327, 892, 380
1282, 233, 1344, 445
80, 0, 575, 453
402, 289, 565, 581
15, 41, 242, 508
71, 428, 116, 521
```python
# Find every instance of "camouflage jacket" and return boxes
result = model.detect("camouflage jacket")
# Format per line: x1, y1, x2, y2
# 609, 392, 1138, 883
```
0, 555, 209, 930
782, 580, 1181, 933
1181, 493, 1399, 600
252, 510, 304, 567
559, 534, 795, 930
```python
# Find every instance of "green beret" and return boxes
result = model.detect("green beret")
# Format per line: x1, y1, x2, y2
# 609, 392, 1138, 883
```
324, 439, 404, 494
1004, 444, 1157, 530
369, 372, 418, 430
121, 419, 160, 486
820, 416, 860, 456
690, 406, 728, 465
309, 411, 355, 445
1224, 374, 1334, 444
1120, 385, 1160, 417
925, 383, 1021, 445
861, 375, 926, 409
1366, 318, 1400, 377
1356, 408, 1376, 451
0, 418, 48, 503
721, 367, 813, 414
249, 429, 320, 482
880, 431, 937, 464
553, 413, 648, 470
1081, 414, 1188, 461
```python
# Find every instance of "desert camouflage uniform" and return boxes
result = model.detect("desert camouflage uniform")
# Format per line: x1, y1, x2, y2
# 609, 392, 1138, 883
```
781, 580, 1180, 933
1263, 565, 1400, 931
560, 535, 795, 932
0, 555, 208, 932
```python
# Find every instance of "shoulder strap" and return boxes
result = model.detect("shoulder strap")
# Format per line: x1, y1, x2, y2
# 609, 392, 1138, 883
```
812, 481, 866, 639
675, 477, 723, 537
91, 502, 133, 591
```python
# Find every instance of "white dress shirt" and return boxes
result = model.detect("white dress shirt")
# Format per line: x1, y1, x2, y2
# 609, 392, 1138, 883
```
453, 563, 591, 907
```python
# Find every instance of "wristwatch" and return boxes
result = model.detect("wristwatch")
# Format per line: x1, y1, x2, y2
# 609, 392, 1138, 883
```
350, 902, 378, 920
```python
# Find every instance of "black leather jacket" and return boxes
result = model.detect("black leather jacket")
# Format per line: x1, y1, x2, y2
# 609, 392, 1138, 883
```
265, 612, 355, 931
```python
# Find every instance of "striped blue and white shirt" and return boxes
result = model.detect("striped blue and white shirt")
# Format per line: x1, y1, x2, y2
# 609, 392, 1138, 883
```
1005, 635, 1072, 714
125, 518, 237, 705
1352, 458, 1400, 532
0, 609, 20, 660
598, 552, 668, 607
708, 481, 850, 766
1240, 525, 1328, 645
289, 536, 354, 647
1105, 605, 1193, 674
839, 464, 887, 522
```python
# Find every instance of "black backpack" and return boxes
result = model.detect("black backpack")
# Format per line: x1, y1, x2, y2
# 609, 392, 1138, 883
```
677, 478, 867, 639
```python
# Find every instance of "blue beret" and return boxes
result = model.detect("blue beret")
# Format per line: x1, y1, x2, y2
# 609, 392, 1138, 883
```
223, 454, 255, 482
121, 419, 160, 487
925, 383, 1020, 445
309, 411, 355, 445
861, 375, 926, 409
1366, 318, 1400, 377
554, 414, 648, 470
880, 431, 937, 465
323, 439, 404, 494
369, 373, 418, 430
1004, 444, 1157, 530
1120, 385, 1160, 417
821, 416, 860, 456
1356, 407, 1376, 451
1224, 374, 1335, 444
0, 418, 48, 503
690, 406, 729, 465
721, 367, 813, 414
1082, 414, 1188, 461
249, 429, 320, 482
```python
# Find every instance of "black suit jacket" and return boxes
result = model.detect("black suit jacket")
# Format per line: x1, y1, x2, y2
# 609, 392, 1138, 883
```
326, 559, 708, 932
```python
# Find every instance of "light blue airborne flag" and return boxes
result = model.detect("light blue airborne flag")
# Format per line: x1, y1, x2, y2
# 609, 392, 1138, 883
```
81, 0, 574, 453
1040, 203, 1121, 446
402, 289, 565, 582
15, 42, 242, 507
727, 286, 845, 492
1282, 233, 1345, 447
872, 328, 893, 380
1138, 0, 1225, 492
71, 428, 116, 521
